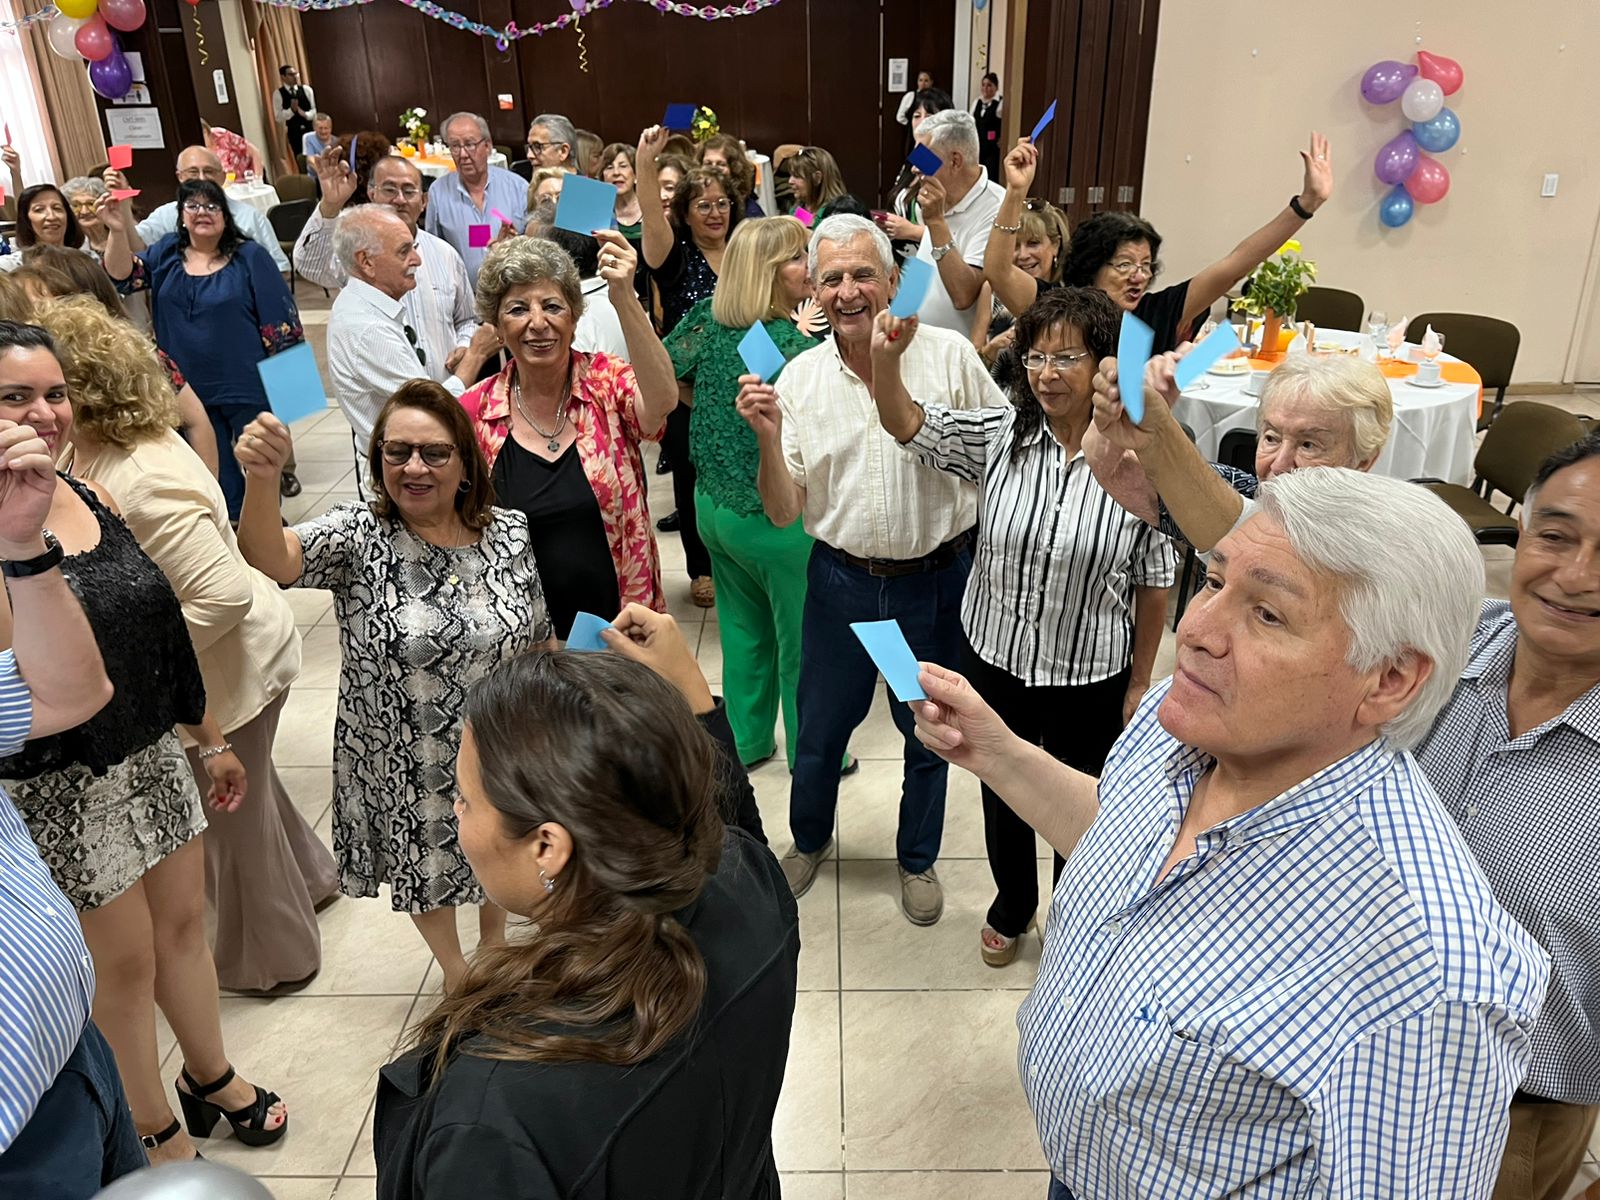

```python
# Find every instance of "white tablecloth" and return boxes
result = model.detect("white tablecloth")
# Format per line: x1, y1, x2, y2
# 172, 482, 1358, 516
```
224, 182, 281, 215
749, 151, 777, 216
408, 151, 509, 179
1170, 329, 1479, 485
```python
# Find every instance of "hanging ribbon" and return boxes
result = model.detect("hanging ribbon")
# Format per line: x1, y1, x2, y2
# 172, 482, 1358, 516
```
192, 5, 208, 64
0, 4, 60, 33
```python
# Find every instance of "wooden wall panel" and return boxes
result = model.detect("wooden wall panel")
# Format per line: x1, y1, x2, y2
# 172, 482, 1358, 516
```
881, 0, 958, 198
302, 7, 377, 130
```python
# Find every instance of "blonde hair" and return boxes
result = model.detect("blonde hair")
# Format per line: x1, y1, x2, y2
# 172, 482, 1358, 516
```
0, 273, 34, 322
782, 146, 846, 208
712, 217, 808, 329
1018, 202, 1070, 285
1259, 355, 1394, 465
36, 296, 178, 449
527, 166, 571, 210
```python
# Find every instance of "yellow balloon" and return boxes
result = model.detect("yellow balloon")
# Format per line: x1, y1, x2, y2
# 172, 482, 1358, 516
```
55, 0, 99, 19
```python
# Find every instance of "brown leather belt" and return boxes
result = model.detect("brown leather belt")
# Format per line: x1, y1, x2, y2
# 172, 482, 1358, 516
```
825, 530, 973, 578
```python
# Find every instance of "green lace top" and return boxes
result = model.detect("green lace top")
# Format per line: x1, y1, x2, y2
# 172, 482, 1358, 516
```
664, 296, 819, 517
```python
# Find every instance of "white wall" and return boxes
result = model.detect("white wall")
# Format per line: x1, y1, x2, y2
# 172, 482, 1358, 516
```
1141, 2, 1600, 383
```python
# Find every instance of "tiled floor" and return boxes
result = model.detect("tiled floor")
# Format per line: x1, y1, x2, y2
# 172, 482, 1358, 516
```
197, 293, 1597, 1196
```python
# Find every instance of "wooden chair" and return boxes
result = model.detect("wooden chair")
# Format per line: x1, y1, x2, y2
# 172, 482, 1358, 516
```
274, 174, 316, 204
1294, 286, 1365, 331
1406, 312, 1521, 430
267, 199, 315, 296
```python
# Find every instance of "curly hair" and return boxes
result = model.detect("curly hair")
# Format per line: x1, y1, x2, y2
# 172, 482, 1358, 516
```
474, 236, 584, 326
1060, 212, 1162, 289
174, 179, 246, 259
697, 133, 756, 205
669, 167, 742, 238
35, 296, 178, 449
999, 286, 1119, 457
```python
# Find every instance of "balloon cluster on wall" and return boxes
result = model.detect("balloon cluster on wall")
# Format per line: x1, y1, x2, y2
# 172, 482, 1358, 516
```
46, 0, 155, 101
1362, 50, 1463, 229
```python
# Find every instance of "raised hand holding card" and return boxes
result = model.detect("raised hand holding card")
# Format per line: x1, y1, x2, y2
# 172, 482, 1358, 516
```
1172, 321, 1244, 390
256, 343, 329, 427
890, 257, 934, 319
907, 143, 943, 176
738, 322, 787, 382
566, 611, 611, 651
1117, 311, 1155, 426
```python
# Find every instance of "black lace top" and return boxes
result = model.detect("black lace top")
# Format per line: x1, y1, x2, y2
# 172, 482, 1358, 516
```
0, 475, 205, 780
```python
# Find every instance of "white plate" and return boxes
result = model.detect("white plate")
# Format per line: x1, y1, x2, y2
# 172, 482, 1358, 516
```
1207, 359, 1251, 376
1408, 375, 1445, 388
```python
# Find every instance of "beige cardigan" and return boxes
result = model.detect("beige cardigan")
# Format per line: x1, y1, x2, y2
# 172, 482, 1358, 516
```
69, 430, 301, 740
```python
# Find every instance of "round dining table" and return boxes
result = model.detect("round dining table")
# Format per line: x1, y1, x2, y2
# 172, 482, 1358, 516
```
223, 181, 282, 216
1171, 328, 1483, 485
406, 150, 510, 179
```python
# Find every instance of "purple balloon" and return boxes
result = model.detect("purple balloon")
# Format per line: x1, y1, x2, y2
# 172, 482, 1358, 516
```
1373, 130, 1420, 186
1360, 60, 1418, 105
88, 48, 133, 100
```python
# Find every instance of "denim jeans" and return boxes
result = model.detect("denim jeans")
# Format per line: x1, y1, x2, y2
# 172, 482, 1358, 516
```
211, 401, 268, 521
789, 539, 971, 873
0, 1021, 144, 1199
1047, 1180, 1076, 1200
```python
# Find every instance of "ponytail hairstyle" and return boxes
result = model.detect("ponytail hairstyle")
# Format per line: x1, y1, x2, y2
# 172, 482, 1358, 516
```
408, 651, 725, 1075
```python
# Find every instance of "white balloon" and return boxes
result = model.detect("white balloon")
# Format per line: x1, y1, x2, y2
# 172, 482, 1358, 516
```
1400, 77, 1444, 123
46, 13, 86, 60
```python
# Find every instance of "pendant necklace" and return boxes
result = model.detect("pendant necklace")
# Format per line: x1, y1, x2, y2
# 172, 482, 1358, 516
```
513, 374, 571, 454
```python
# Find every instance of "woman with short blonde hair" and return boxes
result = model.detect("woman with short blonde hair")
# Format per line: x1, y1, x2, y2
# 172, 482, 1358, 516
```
527, 165, 571, 210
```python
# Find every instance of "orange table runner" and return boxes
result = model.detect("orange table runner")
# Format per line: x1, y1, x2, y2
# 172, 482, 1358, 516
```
1238, 356, 1483, 420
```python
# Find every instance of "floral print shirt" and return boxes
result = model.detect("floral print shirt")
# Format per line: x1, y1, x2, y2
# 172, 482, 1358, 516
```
459, 351, 666, 613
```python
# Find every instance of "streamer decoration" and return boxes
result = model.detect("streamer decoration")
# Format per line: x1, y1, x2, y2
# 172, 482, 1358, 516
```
192, 4, 207, 63
0, 4, 60, 33
574, 14, 588, 70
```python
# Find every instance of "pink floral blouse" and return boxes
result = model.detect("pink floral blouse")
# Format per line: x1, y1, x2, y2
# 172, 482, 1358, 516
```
459, 351, 667, 613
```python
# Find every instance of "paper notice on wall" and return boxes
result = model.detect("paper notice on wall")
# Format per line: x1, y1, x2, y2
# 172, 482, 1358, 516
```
888, 57, 908, 93
105, 108, 165, 151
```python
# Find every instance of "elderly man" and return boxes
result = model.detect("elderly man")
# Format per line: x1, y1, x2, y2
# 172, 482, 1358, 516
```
738, 213, 1005, 924
526, 113, 577, 170
297, 153, 491, 380
424, 112, 527, 284
910, 109, 1004, 335
326, 206, 497, 474
118, 146, 290, 273
916, 465, 1549, 1199
0, 419, 139, 1198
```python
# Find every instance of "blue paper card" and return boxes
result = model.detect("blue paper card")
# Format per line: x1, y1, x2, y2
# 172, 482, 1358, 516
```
553, 173, 618, 235
663, 103, 698, 130
1117, 311, 1155, 426
1029, 99, 1059, 143
906, 143, 943, 175
890, 256, 934, 319
347, 137, 358, 172
565, 611, 611, 651
255, 343, 328, 427
850, 620, 927, 702
1173, 321, 1244, 390
738, 321, 787, 382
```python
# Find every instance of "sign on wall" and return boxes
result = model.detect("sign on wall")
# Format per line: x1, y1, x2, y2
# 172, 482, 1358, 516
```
105, 106, 165, 150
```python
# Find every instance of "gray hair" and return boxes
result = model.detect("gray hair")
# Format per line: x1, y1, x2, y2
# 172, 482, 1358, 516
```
474, 235, 584, 325
808, 213, 893, 279
1253, 467, 1483, 749
918, 109, 980, 165
1258, 356, 1394, 466
332, 204, 403, 273
60, 176, 107, 202
442, 112, 491, 143
529, 113, 577, 152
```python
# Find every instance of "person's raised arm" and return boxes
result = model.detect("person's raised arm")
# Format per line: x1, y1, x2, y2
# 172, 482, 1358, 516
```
913, 662, 1099, 859
919, 174, 983, 311
97, 192, 138, 282
1179, 132, 1332, 331
866, 310, 925, 442
232, 413, 305, 585
983, 139, 1043, 316
596, 230, 676, 434
1, 144, 22, 204
735, 377, 805, 528
635, 125, 675, 270
101, 169, 148, 252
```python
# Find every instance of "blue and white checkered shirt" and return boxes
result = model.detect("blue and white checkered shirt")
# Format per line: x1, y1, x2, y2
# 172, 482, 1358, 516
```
1017, 679, 1551, 1199
1415, 600, 1600, 1105
0, 650, 95, 1151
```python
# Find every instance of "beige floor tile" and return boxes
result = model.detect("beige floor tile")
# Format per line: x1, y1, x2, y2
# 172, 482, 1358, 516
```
274, 688, 337, 768
195, 994, 413, 1176
695, 619, 725, 685
343, 1097, 378, 1177
851, 1171, 1053, 1198
850, 688, 920, 760
782, 1172, 846, 1200
295, 896, 434, 997
796, 861, 840, 991
278, 765, 332, 827
256, 1179, 338, 1200
838, 859, 1046, 991
285, 589, 333, 626
331, 1176, 377, 1200
835, 759, 989, 862
751, 759, 801, 848
841, 991, 1044, 1172
294, 430, 362, 464
296, 625, 343, 690
774, 992, 843, 1172
282, 489, 335, 525
287, 457, 355, 496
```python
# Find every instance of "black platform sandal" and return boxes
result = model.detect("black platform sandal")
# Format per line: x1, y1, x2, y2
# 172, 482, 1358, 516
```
140, 1118, 202, 1160
175, 1064, 287, 1147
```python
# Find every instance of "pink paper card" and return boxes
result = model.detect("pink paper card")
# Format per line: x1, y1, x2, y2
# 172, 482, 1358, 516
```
468, 224, 492, 249
794, 206, 814, 227
110, 188, 140, 201
108, 144, 133, 170
489, 208, 512, 226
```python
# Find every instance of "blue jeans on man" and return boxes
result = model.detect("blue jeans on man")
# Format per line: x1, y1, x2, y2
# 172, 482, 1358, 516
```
789, 539, 972, 871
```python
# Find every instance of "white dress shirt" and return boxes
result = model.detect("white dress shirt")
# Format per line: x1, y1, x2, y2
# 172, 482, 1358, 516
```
136, 200, 291, 274
272, 83, 316, 128
914, 168, 1005, 335
777, 324, 1003, 560
573, 276, 628, 361
295, 211, 477, 371
327, 277, 461, 449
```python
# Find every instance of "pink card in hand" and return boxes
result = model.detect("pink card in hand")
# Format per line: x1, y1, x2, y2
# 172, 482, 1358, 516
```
108, 144, 133, 170
468, 224, 492, 249
793, 206, 814, 227
110, 188, 140, 201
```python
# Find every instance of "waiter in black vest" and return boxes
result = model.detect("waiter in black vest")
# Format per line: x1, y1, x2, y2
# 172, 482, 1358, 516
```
972, 72, 1002, 181
274, 65, 317, 168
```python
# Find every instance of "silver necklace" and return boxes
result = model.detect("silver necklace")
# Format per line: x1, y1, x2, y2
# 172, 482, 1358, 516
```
513, 375, 570, 454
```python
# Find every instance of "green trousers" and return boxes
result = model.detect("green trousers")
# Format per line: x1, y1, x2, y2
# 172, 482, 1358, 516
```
694, 489, 814, 768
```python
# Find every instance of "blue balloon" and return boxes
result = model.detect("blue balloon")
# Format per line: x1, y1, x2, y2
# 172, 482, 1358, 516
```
1380, 184, 1415, 229
1412, 106, 1460, 153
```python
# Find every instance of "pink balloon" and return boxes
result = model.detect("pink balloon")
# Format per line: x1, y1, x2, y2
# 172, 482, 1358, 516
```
74, 14, 114, 61
1417, 49, 1464, 96
1407, 155, 1451, 204
99, 0, 147, 31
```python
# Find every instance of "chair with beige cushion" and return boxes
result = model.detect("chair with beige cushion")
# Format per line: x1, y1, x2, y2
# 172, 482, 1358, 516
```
1406, 312, 1521, 430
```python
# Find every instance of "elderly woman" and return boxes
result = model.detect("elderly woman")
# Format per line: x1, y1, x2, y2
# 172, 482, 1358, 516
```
663, 216, 823, 769
374, 632, 798, 1200
699, 132, 763, 218
61, 176, 110, 257
0, 319, 286, 1162
868, 288, 1175, 967
976, 190, 1070, 366
987, 135, 1334, 354
461, 234, 678, 633
1086, 351, 1396, 552
600, 142, 644, 236
528, 166, 570, 210
99, 181, 302, 519
235, 381, 553, 992
43, 296, 337, 994
0, 184, 86, 271
782, 146, 847, 217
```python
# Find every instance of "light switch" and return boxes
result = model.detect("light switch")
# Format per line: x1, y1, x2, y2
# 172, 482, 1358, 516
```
1542, 173, 1559, 198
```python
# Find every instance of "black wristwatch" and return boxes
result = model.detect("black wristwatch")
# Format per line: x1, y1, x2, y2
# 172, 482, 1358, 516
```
1, 530, 64, 579
1289, 194, 1315, 220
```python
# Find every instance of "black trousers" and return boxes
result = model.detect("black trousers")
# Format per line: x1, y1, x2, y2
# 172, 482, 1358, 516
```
961, 634, 1130, 939
664, 406, 711, 579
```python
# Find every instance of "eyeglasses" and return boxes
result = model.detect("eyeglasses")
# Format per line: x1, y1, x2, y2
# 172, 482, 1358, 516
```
1107, 258, 1159, 280
379, 440, 455, 467
1022, 349, 1093, 372
403, 324, 427, 368
373, 183, 423, 202
182, 202, 222, 215
445, 138, 487, 154
692, 198, 732, 216
526, 141, 564, 156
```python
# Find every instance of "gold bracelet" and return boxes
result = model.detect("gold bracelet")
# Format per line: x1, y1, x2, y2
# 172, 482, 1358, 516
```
992, 219, 1022, 234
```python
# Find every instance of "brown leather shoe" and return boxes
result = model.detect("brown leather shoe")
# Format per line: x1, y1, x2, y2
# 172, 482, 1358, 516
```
898, 865, 943, 926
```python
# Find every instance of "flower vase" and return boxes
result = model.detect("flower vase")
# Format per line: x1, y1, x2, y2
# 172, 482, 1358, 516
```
1257, 309, 1287, 362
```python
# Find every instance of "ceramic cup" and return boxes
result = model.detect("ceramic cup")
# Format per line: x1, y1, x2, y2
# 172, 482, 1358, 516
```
1244, 368, 1272, 397
1415, 360, 1442, 385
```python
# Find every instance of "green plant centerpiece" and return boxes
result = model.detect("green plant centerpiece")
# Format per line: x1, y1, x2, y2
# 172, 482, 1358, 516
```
1232, 239, 1316, 359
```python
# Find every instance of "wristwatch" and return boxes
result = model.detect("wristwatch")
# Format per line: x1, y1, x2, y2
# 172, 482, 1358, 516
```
0, 530, 63, 579
930, 240, 957, 262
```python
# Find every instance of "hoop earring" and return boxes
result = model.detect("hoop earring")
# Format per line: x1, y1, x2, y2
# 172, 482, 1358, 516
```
538, 868, 555, 895
458, 479, 470, 493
